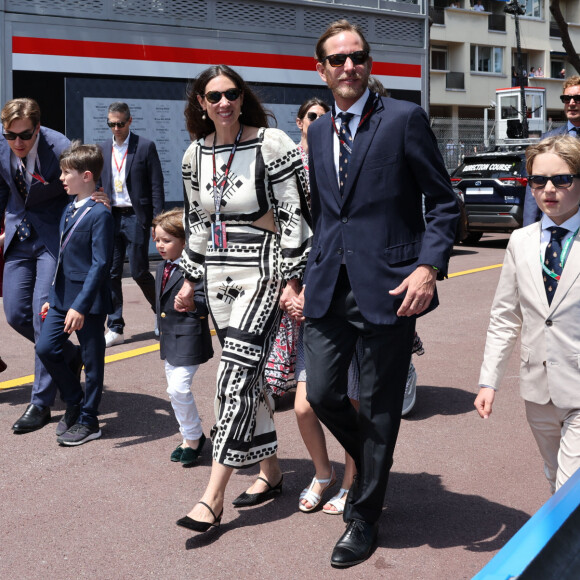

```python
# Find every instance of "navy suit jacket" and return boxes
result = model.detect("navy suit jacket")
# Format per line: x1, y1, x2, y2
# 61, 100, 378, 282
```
155, 261, 213, 367
99, 133, 164, 227
522, 125, 569, 226
304, 95, 459, 325
0, 127, 71, 257
49, 200, 114, 315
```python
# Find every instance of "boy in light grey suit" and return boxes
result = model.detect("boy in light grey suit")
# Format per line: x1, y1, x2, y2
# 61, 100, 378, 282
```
475, 135, 580, 493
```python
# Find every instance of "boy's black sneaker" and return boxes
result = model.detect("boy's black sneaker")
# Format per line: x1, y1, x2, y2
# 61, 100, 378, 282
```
57, 423, 101, 446
56, 405, 81, 436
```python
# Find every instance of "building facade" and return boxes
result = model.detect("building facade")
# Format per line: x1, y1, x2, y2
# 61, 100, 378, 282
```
430, 0, 580, 142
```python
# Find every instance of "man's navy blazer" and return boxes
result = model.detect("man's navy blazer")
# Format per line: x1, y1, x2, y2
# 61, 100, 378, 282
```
522, 124, 569, 226
0, 127, 71, 257
99, 132, 165, 227
304, 95, 459, 326
155, 261, 213, 367
49, 200, 114, 315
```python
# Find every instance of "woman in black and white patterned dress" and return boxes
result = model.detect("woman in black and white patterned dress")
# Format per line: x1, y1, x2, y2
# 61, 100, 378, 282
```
175, 65, 311, 533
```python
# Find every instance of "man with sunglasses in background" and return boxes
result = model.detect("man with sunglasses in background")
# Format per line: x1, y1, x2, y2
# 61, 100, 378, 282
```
0, 97, 83, 433
301, 20, 458, 568
523, 75, 580, 225
99, 101, 164, 347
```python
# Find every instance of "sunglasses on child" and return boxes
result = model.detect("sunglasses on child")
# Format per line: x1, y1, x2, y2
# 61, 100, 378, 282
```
203, 89, 242, 104
322, 51, 369, 68
560, 95, 580, 104
528, 174, 580, 189
2, 129, 37, 141
107, 121, 128, 128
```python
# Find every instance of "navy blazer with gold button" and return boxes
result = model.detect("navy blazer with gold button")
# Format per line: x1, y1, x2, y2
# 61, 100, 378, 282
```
155, 260, 213, 367
304, 95, 459, 325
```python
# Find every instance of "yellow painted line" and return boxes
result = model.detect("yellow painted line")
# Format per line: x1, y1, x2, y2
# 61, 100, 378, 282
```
0, 374, 35, 390
0, 328, 217, 390
448, 263, 503, 278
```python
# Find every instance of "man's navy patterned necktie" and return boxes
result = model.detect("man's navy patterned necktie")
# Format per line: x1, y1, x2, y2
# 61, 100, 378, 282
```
338, 112, 354, 196
543, 226, 568, 305
15, 158, 31, 240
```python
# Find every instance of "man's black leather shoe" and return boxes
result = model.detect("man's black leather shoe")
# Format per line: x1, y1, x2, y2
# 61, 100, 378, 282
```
12, 404, 51, 433
331, 519, 378, 568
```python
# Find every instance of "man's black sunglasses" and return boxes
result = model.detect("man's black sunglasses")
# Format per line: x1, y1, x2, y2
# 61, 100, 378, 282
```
560, 94, 580, 104
107, 121, 127, 128
528, 174, 580, 189
322, 50, 369, 68
2, 129, 36, 141
203, 89, 242, 104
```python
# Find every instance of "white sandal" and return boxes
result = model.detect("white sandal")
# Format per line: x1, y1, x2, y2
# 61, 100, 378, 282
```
322, 488, 349, 515
298, 467, 336, 512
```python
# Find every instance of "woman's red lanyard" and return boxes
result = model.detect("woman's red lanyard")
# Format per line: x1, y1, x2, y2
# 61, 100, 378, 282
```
20, 158, 47, 185
211, 124, 243, 249
330, 95, 376, 155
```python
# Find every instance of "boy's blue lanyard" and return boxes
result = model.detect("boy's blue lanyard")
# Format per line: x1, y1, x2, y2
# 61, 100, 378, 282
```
211, 124, 243, 223
541, 226, 579, 281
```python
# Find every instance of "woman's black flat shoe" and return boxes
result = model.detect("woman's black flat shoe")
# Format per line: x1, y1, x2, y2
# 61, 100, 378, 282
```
232, 475, 283, 507
176, 501, 222, 533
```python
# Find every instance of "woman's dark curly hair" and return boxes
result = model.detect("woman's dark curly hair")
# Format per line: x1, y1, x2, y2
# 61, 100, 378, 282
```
184, 65, 272, 139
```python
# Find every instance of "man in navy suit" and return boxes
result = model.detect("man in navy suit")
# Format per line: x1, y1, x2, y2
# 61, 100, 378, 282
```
301, 20, 458, 567
523, 75, 580, 225
0, 98, 81, 433
99, 101, 164, 347
36, 142, 113, 445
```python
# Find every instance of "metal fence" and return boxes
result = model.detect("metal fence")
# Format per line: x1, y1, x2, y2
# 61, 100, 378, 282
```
431, 116, 566, 172
431, 117, 497, 172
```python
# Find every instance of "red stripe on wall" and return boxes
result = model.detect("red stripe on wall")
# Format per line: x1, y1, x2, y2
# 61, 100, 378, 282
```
13, 36, 421, 78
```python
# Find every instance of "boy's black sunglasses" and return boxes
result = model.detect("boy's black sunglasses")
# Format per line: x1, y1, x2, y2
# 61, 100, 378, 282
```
528, 174, 580, 189
203, 89, 242, 104
2, 129, 36, 141
322, 51, 369, 68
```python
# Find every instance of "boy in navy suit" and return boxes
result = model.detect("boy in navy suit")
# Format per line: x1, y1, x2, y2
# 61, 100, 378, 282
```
152, 208, 213, 465
36, 142, 113, 446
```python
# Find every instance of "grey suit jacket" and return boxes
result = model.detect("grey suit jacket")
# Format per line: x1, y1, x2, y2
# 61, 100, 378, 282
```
479, 222, 580, 408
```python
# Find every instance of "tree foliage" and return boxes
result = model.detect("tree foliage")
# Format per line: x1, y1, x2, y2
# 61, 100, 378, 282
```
550, 0, 580, 73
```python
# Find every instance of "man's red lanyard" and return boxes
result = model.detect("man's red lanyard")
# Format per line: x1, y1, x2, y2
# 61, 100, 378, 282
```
330, 95, 377, 155
112, 146, 128, 174
20, 158, 47, 185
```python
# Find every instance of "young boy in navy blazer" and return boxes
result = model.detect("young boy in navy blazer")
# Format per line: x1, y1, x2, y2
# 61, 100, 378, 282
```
36, 141, 113, 446
152, 208, 213, 465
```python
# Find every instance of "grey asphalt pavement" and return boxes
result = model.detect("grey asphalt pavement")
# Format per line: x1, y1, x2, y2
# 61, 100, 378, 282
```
0, 234, 551, 579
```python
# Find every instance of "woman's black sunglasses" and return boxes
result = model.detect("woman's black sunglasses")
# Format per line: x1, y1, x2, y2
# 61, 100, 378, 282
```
306, 112, 322, 122
322, 50, 369, 68
528, 174, 580, 189
203, 89, 242, 104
